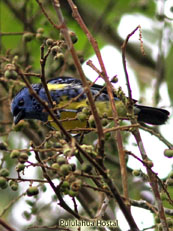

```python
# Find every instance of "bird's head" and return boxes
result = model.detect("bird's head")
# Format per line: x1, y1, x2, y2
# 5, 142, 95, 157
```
11, 85, 48, 125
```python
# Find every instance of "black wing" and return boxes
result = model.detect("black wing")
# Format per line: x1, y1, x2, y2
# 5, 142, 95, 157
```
47, 76, 110, 94
46, 76, 133, 102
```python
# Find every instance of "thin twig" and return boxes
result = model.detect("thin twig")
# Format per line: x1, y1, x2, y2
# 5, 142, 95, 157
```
36, 0, 62, 31
0, 218, 16, 231
133, 129, 169, 231
140, 124, 173, 149
51, 0, 105, 165
0, 193, 26, 217
128, 198, 173, 216
0, 32, 24, 36
32, 144, 81, 219
28, 225, 72, 230
121, 26, 169, 231
121, 25, 140, 102
22, 72, 41, 77
3, 0, 34, 32
72, 197, 78, 214
142, 225, 156, 231
86, 60, 129, 202
6, 177, 48, 183
40, 45, 54, 108
127, 151, 173, 206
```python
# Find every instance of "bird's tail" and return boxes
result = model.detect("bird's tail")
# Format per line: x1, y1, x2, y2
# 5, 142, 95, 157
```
135, 105, 169, 125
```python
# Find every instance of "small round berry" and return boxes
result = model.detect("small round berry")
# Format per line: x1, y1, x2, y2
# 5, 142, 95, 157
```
68, 189, 78, 197
81, 163, 92, 173
0, 142, 7, 150
16, 163, 25, 172
37, 28, 44, 34
36, 33, 44, 41
132, 169, 141, 177
51, 163, 60, 172
10, 150, 20, 159
63, 146, 71, 156
61, 180, 70, 189
144, 160, 153, 168
77, 112, 87, 122
54, 53, 64, 61
0, 168, 9, 177
111, 76, 118, 83
56, 156, 67, 165
19, 152, 29, 163
10, 182, 18, 191
46, 38, 54, 46
88, 115, 95, 128
23, 32, 34, 42
51, 45, 61, 56
101, 118, 108, 126
0, 177, 7, 188
164, 149, 173, 158
60, 164, 72, 176
82, 107, 90, 115
27, 186, 39, 197
4, 70, 18, 79
69, 31, 78, 44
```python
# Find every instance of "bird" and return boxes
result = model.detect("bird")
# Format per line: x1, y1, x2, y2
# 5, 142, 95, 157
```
11, 76, 169, 131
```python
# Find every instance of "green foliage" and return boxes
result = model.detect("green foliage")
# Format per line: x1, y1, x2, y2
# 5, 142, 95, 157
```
1, 2, 22, 51
166, 45, 173, 102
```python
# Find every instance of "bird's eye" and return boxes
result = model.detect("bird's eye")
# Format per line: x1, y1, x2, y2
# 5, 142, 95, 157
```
18, 99, 24, 106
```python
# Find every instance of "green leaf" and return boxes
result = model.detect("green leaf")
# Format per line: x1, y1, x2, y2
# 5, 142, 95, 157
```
1, 2, 23, 51
165, 45, 173, 102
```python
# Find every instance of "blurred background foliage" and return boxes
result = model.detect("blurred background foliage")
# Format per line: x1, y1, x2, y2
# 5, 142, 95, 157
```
0, 0, 173, 230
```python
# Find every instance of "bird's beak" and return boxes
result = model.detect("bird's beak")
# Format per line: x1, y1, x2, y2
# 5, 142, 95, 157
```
13, 110, 24, 125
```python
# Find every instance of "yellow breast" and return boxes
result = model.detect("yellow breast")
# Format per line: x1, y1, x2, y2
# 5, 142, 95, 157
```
48, 100, 126, 132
